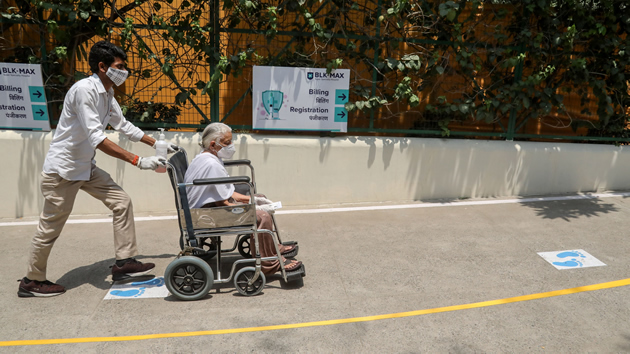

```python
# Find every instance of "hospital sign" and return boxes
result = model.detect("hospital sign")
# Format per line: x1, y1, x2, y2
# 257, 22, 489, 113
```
252, 66, 350, 132
0, 63, 51, 131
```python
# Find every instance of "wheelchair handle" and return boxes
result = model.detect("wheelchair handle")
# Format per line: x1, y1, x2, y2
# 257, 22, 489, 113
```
223, 159, 251, 166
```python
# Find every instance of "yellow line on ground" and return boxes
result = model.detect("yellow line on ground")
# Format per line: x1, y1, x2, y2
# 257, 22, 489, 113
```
3, 278, 630, 347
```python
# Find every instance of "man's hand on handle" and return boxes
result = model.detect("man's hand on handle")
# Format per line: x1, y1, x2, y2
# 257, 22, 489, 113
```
136, 156, 166, 170
97, 137, 171, 170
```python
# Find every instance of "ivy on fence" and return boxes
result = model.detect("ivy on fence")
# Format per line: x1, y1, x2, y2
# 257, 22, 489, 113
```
1, 0, 629, 142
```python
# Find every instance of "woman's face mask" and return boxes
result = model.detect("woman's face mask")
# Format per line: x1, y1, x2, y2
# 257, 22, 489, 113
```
106, 67, 129, 87
216, 141, 236, 159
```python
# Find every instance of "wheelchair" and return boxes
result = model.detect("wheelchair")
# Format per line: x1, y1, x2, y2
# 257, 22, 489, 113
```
164, 148, 305, 301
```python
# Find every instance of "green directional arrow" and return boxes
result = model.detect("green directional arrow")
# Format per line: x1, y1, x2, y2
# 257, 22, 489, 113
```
335, 89, 349, 105
29, 86, 46, 103
31, 105, 49, 121
334, 107, 348, 122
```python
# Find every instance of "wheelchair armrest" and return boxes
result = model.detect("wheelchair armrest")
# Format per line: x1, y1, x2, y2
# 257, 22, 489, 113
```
192, 176, 250, 185
223, 159, 251, 167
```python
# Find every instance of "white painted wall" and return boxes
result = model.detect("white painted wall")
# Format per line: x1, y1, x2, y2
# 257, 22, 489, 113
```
2, 129, 630, 220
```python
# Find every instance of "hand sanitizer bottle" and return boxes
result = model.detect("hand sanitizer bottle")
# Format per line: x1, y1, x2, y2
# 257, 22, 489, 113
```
155, 128, 167, 173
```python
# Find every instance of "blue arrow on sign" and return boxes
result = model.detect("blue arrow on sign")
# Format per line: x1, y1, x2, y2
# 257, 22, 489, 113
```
335, 89, 349, 105
31, 104, 48, 121
29, 86, 46, 102
334, 107, 348, 122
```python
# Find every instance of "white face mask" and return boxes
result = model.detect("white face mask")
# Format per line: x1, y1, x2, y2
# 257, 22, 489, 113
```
216, 142, 236, 159
106, 67, 129, 87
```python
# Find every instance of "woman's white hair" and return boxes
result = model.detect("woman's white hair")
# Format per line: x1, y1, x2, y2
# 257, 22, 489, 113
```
200, 123, 232, 149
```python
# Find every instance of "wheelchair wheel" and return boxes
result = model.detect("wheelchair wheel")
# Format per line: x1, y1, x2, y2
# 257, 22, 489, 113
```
237, 235, 252, 258
165, 256, 214, 301
234, 267, 265, 296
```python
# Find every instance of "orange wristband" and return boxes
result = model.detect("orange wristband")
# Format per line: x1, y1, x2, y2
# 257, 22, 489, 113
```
131, 155, 139, 166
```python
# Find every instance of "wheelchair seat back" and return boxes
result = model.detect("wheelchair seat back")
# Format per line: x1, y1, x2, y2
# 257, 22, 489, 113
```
167, 149, 189, 187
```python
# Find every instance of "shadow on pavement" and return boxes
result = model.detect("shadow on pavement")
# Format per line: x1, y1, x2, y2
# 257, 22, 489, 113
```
521, 198, 620, 221
56, 253, 175, 290
163, 294, 213, 302
617, 334, 630, 352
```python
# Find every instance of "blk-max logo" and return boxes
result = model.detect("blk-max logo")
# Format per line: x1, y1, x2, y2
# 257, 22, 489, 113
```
1, 67, 36, 75
306, 71, 345, 81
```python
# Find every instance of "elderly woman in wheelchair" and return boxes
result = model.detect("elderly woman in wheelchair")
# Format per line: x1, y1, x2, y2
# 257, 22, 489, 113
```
184, 122, 303, 276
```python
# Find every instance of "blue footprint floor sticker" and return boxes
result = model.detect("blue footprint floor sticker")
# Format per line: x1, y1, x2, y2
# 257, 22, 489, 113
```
105, 277, 170, 300
552, 251, 586, 267
110, 288, 146, 298
538, 249, 606, 270
131, 278, 165, 287
552, 259, 583, 267
556, 251, 586, 259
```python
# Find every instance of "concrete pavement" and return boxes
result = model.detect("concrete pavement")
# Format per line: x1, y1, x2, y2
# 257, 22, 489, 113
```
2, 193, 630, 353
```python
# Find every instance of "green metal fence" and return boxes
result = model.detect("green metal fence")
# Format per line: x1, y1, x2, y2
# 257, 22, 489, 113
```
1, 1, 628, 144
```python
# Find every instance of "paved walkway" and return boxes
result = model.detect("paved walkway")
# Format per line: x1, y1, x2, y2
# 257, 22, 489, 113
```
2, 193, 630, 353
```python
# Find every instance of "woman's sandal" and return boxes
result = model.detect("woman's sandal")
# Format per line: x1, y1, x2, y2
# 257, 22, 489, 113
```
280, 244, 299, 258
284, 260, 302, 271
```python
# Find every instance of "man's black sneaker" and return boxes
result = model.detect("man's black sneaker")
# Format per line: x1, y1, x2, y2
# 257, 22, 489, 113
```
17, 277, 66, 297
111, 258, 155, 281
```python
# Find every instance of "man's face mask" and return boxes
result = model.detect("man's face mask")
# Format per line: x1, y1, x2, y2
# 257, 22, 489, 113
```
106, 67, 129, 87
216, 142, 236, 159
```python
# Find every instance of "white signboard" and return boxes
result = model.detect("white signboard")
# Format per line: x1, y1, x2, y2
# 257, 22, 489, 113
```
253, 66, 350, 132
0, 63, 50, 131
537, 249, 606, 269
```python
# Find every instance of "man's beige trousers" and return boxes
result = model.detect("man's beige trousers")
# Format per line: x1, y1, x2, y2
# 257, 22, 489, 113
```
27, 166, 138, 281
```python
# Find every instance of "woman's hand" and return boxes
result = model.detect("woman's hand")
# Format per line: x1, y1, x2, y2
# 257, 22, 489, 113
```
232, 191, 250, 204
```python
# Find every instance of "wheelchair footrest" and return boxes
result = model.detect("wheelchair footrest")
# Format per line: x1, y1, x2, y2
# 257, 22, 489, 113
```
282, 240, 297, 246
281, 244, 299, 258
285, 264, 306, 282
